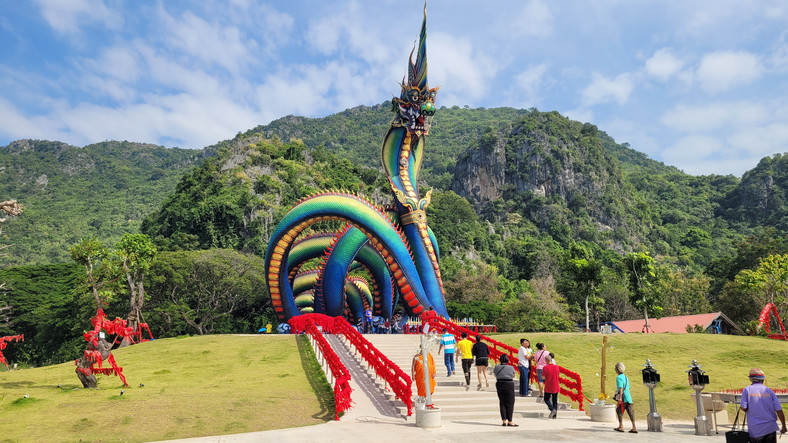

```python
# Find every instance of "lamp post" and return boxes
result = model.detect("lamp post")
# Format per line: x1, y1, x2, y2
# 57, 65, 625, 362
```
687, 359, 711, 436
641, 359, 662, 431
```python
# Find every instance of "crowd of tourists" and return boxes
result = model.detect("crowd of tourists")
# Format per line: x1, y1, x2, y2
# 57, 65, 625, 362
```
426, 329, 786, 439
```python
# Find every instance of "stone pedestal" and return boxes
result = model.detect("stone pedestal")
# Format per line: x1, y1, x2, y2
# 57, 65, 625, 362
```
690, 393, 728, 424
588, 403, 617, 422
415, 407, 441, 428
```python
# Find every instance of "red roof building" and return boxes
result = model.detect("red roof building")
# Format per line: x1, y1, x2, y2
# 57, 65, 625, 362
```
611, 312, 743, 334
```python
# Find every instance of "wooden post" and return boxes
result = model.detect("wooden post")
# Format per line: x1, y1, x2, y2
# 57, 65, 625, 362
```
601, 335, 608, 397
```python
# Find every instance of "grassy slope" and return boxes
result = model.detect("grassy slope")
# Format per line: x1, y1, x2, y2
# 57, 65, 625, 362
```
2, 333, 787, 442
0, 335, 333, 442
494, 332, 788, 419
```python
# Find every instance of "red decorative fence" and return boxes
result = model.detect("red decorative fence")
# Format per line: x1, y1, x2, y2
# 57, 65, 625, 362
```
299, 318, 353, 420
333, 316, 414, 416
421, 311, 585, 411
0, 334, 23, 368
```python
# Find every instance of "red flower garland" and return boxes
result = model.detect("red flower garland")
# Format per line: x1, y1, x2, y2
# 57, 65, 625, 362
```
301, 319, 353, 420
289, 313, 339, 334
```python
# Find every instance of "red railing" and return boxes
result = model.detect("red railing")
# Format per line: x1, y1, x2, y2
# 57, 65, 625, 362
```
333, 317, 414, 416
299, 318, 353, 420
421, 311, 585, 411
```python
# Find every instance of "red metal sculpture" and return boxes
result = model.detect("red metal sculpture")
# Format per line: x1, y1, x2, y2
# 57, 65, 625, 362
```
0, 334, 23, 368
75, 309, 133, 387
756, 303, 788, 340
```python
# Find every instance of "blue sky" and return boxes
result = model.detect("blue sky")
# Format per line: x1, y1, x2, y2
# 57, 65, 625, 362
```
2, 1, 788, 176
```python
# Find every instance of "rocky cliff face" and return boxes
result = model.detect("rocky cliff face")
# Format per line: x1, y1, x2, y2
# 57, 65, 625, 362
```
718, 153, 788, 230
451, 127, 508, 206
451, 111, 640, 247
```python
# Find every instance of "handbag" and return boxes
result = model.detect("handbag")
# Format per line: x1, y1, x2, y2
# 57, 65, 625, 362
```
725, 407, 748, 443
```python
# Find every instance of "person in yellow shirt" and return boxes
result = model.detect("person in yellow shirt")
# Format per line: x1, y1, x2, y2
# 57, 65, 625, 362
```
455, 332, 474, 388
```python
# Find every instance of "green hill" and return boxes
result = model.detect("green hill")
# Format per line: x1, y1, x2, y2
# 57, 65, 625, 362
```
0, 140, 205, 267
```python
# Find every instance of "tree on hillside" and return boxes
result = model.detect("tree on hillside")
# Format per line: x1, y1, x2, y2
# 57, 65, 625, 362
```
715, 280, 760, 328
560, 243, 604, 332
116, 234, 156, 345
497, 276, 573, 332
735, 254, 788, 329
0, 200, 23, 329
706, 228, 788, 300
656, 267, 711, 316
69, 238, 117, 310
623, 251, 662, 332
444, 263, 504, 305
146, 249, 269, 336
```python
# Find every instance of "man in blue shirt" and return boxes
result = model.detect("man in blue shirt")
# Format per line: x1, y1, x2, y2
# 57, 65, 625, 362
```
438, 328, 456, 377
741, 368, 787, 442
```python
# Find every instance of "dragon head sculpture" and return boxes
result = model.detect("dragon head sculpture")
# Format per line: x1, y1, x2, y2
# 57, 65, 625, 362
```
392, 4, 439, 136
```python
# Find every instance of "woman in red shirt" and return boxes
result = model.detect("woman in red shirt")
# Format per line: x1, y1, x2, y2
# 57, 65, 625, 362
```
542, 353, 560, 419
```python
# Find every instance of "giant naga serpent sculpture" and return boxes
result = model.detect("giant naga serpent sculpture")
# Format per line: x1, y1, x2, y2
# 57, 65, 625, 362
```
265, 5, 447, 324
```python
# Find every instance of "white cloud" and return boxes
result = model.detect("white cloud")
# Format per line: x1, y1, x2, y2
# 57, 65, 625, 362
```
96, 47, 140, 82
679, 157, 761, 176
304, 2, 394, 67
35, 91, 262, 149
661, 101, 769, 132
729, 123, 788, 157
658, 134, 763, 176
427, 32, 500, 105
0, 99, 51, 141
563, 108, 593, 125
661, 135, 728, 172
157, 8, 256, 75
513, 64, 549, 105
256, 5, 295, 54
644, 48, 685, 82
33, 0, 120, 34
696, 51, 763, 93
508, 0, 553, 38
770, 41, 788, 72
135, 44, 224, 96
602, 119, 662, 159
581, 72, 635, 106
254, 61, 382, 122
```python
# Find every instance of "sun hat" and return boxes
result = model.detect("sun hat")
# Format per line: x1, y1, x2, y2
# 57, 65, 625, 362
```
748, 367, 765, 381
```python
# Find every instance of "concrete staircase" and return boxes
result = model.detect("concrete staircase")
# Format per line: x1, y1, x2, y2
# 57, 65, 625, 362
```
346, 334, 587, 422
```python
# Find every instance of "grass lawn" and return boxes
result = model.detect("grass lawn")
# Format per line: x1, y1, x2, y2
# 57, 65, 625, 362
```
0, 334, 333, 442
493, 332, 788, 419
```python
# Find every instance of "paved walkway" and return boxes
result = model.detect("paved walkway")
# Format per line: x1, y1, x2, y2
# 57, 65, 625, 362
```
158, 412, 719, 443
155, 335, 724, 443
